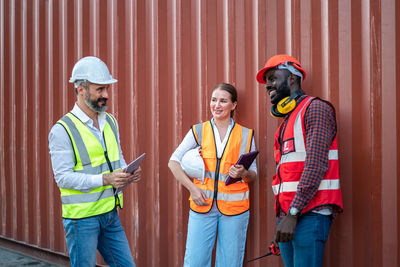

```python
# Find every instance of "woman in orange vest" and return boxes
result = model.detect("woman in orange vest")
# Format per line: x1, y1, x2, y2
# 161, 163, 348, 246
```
168, 83, 258, 267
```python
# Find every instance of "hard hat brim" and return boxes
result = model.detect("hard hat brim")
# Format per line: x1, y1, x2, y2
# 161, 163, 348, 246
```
69, 77, 118, 84
91, 78, 118, 85
256, 67, 270, 84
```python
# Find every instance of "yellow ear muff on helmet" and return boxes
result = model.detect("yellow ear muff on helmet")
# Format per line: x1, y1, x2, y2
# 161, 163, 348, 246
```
270, 93, 299, 118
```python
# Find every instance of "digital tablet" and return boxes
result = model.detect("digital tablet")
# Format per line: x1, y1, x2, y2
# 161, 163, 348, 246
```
125, 153, 146, 174
114, 153, 146, 195
225, 151, 259, 186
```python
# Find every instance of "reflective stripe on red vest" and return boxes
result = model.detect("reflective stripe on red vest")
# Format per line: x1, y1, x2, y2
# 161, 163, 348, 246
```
272, 96, 343, 215
190, 121, 253, 215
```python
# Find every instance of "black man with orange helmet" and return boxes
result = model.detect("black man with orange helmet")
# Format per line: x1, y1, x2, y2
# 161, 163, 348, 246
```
257, 54, 343, 267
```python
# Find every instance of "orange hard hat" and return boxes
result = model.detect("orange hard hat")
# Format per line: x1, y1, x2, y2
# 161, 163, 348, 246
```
256, 54, 306, 84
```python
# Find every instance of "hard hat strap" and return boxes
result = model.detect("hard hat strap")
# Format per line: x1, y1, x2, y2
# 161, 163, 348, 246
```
277, 62, 303, 82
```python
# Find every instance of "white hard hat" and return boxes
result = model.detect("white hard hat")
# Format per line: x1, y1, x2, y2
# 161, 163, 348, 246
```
69, 56, 117, 84
181, 148, 205, 182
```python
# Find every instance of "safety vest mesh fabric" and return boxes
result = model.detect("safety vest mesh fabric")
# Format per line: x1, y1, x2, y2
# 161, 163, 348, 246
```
190, 121, 253, 215
56, 112, 122, 219
272, 96, 343, 215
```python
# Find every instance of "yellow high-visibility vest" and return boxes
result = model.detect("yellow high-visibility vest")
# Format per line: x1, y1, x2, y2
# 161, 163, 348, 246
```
56, 112, 123, 219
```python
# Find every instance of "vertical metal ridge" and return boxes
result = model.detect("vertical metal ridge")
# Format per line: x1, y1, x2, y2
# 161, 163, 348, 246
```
0, 0, 5, 238
1, 0, 6, 237
222, 0, 229, 81
336, 2, 353, 265
381, 0, 398, 266
249, 0, 262, 261
9, 0, 17, 240
148, 0, 160, 265
109, 0, 116, 110
21, 0, 29, 244
75, 0, 82, 58
60, 0, 67, 114
285, 0, 292, 53
321, 0, 329, 99
32, 0, 41, 246
90, 0, 98, 55
132, 2, 140, 260
196, 0, 203, 122
45, 0, 55, 250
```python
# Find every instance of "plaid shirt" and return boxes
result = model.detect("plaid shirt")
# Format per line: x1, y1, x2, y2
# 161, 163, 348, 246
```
279, 95, 339, 216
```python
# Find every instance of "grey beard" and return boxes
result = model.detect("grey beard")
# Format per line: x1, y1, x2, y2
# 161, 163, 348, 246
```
85, 98, 108, 113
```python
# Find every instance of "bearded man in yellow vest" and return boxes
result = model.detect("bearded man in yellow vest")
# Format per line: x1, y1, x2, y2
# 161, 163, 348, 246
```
48, 56, 141, 267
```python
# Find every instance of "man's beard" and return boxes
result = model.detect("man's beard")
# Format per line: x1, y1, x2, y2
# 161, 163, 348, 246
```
85, 91, 108, 113
271, 80, 291, 105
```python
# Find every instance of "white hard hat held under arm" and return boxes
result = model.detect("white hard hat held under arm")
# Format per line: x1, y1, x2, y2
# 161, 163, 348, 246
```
181, 147, 205, 184
69, 56, 117, 85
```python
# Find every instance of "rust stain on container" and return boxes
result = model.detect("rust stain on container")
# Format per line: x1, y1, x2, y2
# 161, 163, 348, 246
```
0, 0, 399, 266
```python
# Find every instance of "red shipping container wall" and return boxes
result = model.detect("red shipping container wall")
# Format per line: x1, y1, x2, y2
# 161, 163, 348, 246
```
0, 0, 399, 266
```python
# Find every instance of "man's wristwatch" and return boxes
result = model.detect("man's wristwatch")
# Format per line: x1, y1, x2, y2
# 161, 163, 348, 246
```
289, 207, 300, 217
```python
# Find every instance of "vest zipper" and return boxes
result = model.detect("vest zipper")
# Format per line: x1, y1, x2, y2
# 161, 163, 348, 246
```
103, 134, 119, 206
209, 120, 235, 204
213, 158, 221, 201
103, 133, 114, 172
276, 117, 289, 216
104, 151, 113, 172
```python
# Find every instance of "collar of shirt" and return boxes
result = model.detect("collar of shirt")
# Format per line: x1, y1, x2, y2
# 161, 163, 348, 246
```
71, 103, 107, 133
210, 117, 234, 158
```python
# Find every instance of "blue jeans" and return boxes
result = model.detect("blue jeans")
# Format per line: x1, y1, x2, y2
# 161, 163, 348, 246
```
278, 213, 332, 267
184, 203, 250, 267
62, 208, 135, 267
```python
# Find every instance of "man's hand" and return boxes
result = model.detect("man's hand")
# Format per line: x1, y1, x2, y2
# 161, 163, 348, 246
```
128, 167, 142, 183
190, 186, 208, 206
103, 167, 142, 188
274, 213, 298, 243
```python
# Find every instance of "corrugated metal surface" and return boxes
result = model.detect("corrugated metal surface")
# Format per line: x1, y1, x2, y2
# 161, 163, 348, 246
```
0, 0, 399, 266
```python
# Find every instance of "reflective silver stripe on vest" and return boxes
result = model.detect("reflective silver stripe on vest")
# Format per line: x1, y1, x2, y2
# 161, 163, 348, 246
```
278, 150, 338, 168
194, 123, 203, 145
239, 127, 250, 155
74, 160, 121, 174
205, 170, 215, 180
105, 114, 119, 142
60, 115, 92, 167
61, 187, 114, 204
202, 189, 249, 201
203, 171, 242, 184
272, 179, 341, 195
218, 173, 230, 182
293, 97, 314, 153
203, 189, 214, 199
203, 172, 231, 183
217, 191, 249, 201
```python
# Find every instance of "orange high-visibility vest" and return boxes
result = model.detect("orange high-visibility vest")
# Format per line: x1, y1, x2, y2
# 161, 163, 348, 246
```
190, 120, 254, 215
272, 96, 343, 216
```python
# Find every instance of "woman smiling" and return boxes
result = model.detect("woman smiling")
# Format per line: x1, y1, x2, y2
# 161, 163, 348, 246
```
168, 83, 257, 267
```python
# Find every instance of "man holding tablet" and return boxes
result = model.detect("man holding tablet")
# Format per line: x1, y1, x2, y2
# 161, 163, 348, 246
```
48, 56, 141, 267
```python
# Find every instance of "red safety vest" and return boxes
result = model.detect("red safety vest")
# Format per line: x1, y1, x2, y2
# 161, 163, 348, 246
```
191, 121, 254, 215
272, 96, 343, 215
